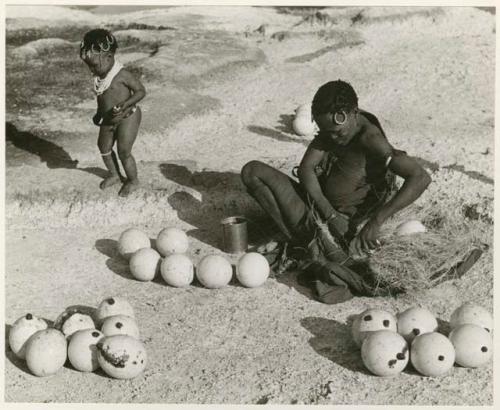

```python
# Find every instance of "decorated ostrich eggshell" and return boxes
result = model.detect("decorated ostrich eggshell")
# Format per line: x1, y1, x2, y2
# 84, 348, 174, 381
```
68, 329, 105, 372
60, 313, 95, 339
9, 313, 48, 359
361, 330, 409, 377
97, 335, 147, 379
101, 315, 140, 339
352, 308, 397, 348
95, 296, 135, 326
450, 303, 493, 333
449, 324, 493, 368
410, 332, 456, 377
397, 307, 438, 343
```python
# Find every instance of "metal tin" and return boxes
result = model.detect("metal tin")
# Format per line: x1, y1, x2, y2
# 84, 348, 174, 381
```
221, 216, 248, 254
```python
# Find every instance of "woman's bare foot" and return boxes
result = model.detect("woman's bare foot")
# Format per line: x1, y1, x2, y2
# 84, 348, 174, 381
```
118, 180, 139, 197
99, 175, 121, 190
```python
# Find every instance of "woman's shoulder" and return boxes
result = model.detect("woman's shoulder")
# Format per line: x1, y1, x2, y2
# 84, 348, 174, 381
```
359, 109, 387, 138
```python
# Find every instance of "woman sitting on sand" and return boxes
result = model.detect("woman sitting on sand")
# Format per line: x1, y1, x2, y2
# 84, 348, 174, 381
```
241, 80, 432, 303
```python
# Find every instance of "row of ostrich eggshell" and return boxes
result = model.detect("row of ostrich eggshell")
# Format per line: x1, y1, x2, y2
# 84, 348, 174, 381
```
119, 227, 271, 289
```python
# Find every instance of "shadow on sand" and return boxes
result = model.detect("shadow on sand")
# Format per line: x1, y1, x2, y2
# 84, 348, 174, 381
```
247, 113, 310, 147
5, 121, 108, 179
4, 323, 32, 375
94, 238, 134, 281
5, 317, 56, 376
300, 316, 370, 374
159, 163, 261, 250
275, 270, 316, 302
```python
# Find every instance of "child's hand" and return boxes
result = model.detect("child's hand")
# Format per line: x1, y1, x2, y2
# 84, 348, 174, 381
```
112, 103, 124, 116
92, 113, 102, 126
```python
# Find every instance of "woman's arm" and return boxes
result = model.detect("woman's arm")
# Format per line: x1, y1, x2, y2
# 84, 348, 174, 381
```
352, 134, 431, 254
298, 145, 335, 220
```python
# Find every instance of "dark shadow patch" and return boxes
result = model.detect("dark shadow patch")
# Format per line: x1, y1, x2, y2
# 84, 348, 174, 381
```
94, 238, 119, 259
355, 8, 446, 26
95, 238, 132, 280
475, 7, 495, 15
5, 323, 45, 375
159, 163, 245, 250
437, 317, 451, 336
53, 305, 97, 330
285, 40, 364, 64
5, 23, 175, 47
247, 125, 309, 146
415, 157, 440, 172
443, 163, 493, 185
93, 366, 114, 379
274, 114, 295, 134
120, 22, 177, 31
5, 122, 108, 178
300, 316, 369, 374
414, 156, 493, 186
351, 11, 365, 25
274, 6, 329, 16
275, 270, 316, 301
167, 192, 224, 249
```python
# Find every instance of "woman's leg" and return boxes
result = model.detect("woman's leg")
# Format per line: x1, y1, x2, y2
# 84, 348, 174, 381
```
241, 160, 309, 242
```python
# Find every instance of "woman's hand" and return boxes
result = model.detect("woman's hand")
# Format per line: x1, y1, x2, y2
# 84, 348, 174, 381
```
351, 218, 382, 257
327, 212, 349, 240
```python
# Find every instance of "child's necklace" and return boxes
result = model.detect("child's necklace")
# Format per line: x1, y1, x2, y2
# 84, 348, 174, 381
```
94, 60, 124, 95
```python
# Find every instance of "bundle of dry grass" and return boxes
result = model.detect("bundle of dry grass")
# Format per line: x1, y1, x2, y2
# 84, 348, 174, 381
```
367, 204, 489, 295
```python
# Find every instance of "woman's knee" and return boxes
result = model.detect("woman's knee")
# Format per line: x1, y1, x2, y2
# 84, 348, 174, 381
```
241, 160, 265, 187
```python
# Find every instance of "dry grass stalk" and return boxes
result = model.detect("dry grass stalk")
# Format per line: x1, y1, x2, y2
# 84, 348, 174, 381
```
368, 205, 487, 294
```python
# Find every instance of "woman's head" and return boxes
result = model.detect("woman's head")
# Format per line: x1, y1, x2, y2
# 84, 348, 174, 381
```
311, 80, 358, 116
311, 80, 360, 145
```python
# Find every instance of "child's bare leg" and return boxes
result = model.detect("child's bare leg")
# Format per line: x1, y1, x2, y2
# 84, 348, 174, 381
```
116, 108, 141, 197
97, 125, 123, 189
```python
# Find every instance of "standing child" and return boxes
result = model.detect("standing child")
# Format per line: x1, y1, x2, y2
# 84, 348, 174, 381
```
80, 29, 146, 197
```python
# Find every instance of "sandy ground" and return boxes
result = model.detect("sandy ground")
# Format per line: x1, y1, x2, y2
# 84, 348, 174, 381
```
4, 5, 495, 405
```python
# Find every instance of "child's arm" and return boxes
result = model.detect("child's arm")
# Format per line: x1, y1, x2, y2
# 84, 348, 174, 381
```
351, 132, 431, 254
113, 70, 146, 113
92, 112, 103, 126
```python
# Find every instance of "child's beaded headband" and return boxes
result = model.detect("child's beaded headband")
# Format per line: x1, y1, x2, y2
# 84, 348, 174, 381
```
80, 35, 116, 60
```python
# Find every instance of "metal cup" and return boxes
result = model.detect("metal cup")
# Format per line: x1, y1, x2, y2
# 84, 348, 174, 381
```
221, 216, 248, 254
